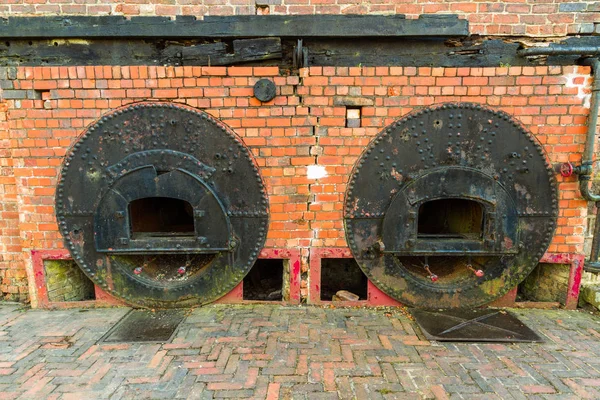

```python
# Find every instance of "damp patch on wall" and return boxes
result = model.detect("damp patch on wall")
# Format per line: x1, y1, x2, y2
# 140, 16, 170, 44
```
44, 260, 95, 302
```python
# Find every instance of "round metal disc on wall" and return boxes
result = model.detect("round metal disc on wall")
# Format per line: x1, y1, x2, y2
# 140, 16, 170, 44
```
56, 102, 269, 309
344, 102, 558, 309
253, 79, 276, 102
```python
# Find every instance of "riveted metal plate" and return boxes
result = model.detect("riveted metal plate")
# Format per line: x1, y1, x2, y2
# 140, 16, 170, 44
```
56, 102, 269, 309
410, 308, 542, 342
101, 309, 186, 343
344, 103, 558, 309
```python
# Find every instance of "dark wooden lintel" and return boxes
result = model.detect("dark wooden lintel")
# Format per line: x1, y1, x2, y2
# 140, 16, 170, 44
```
0, 15, 469, 39
163, 38, 282, 65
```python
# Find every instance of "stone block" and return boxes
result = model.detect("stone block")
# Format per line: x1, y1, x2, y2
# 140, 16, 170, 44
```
580, 284, 600, 310
346, 119, 361, 128
1, 90, 27, 100
559, 3, 587, 12
333, 96, 374, 107
579, 23, 595, 34
0, 80, 13, 89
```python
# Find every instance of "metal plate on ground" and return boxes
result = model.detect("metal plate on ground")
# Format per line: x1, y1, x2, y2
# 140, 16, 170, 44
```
101, 309, 186, 343
410, 308, 542, 343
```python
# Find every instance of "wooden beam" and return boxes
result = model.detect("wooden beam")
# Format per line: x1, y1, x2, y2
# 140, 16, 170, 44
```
162, 38, 282, 65
1, 36, 598, 68
0, 15, 469, 39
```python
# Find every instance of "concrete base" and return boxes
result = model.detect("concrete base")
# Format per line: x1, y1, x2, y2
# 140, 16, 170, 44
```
579, 284, 600, 310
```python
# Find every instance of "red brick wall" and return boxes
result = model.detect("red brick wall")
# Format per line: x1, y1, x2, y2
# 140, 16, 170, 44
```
0, 64, 592, 303
0, 1, 598, 37
0, 95, 27, 301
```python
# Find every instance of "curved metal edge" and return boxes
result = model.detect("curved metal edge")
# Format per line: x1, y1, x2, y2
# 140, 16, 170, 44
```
343, 102, 559, 308
55, 101, 270, 308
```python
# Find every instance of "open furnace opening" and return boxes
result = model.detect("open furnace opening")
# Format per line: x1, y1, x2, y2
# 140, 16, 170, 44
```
418, 198, 484, 240
56, 102, 269, 308
129, 197, 195, 237
344, 102, 558, 308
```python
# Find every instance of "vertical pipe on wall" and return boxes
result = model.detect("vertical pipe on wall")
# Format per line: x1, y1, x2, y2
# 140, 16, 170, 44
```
519, 49, 600, 271
578, 58, 600, 272
578, 58, 600, 202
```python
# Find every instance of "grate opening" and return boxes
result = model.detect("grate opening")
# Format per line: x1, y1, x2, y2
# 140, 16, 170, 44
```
243, 259, 284, 301
117, 254, 214, 284
418, 198, 484, 240
320, 258, 368, 301
397, 255, 495, 284
129, 197, 194, 238
44, 260, 95, 302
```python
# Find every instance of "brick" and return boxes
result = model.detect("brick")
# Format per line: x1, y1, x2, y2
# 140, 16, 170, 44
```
2, 90, 27, 100
228, 67, 254, 76
0, 61, 593, 303
559, 3, 587, 12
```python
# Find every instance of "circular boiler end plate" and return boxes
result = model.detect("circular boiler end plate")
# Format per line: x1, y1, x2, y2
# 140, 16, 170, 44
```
56, 102, 269, 308
344, 102, 558, 309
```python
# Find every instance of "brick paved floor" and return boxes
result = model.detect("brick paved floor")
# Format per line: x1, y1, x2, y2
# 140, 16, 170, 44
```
1, 303, 600, 399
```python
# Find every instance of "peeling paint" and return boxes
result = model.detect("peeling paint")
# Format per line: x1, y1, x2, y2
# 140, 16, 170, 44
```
307, 165, 327, 180
564, 72, 592, 108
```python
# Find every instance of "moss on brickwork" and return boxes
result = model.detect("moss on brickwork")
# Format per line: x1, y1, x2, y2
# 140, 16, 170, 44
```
44, 260, 95, 302
519, 263, 570, 304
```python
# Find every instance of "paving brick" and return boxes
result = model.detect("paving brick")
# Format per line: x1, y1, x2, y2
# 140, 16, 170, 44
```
3, 304, 600, 398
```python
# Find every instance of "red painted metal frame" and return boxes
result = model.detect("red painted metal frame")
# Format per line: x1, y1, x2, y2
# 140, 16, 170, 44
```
31, 249, 124, 309
32, 248, 301, 308
541, 252, 584, 310
30, 248, 584, 309
216, 248, 302, 305
309, 248, 403, 306
310, 249, 584, 309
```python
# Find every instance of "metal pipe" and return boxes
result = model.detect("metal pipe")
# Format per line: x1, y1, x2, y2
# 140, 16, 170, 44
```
573, 58, 600, 271
519, 51, 599, 186
518, 47, 600, 57
578, 58, 600, 202
520, 47, 600, 271
589, 202, 600, 263
585, 261, 600, 273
